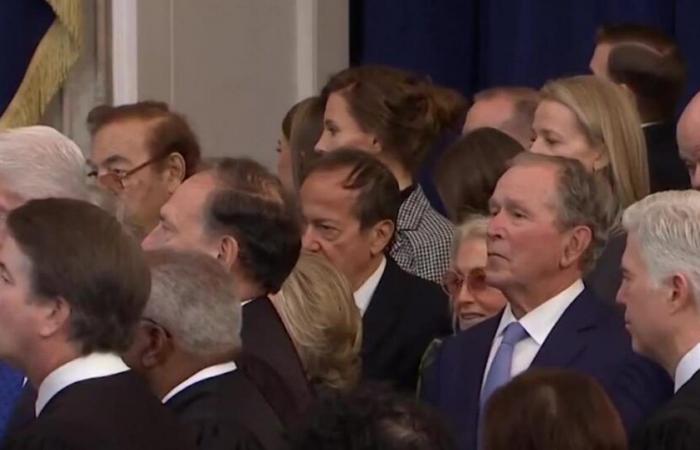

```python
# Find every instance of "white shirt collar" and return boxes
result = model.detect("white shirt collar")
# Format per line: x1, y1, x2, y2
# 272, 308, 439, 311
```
353, 256, 387, 316
495, 279, 584, 345
674, 342, 700, 393
36, 353, 129, 416
161, 361, 237, 404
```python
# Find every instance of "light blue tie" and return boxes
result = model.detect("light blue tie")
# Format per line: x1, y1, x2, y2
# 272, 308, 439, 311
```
480, 321, 529, 409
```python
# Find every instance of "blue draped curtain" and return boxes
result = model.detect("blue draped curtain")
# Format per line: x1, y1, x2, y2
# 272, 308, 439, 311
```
350, 0, 700, 109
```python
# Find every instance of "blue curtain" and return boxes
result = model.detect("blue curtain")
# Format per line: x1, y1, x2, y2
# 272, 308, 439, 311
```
350, 0, 700, 108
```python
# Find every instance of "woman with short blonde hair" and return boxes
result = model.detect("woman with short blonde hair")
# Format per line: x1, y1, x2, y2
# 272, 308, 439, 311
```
532, 75, 649, 210
272, 252, 362, 392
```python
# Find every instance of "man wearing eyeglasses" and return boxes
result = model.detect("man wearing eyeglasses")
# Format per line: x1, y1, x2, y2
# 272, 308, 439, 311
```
299, 149, 451, 392
87, 101, 201, 240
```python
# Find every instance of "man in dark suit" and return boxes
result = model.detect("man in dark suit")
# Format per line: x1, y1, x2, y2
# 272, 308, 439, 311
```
0, 198, 194, 450
591, 24, 688, 192
124, 249, 285, 450
142, 158, 312, 417
299, 149, 451, 391
617, 190, 700, 450
421, 153, 671, 450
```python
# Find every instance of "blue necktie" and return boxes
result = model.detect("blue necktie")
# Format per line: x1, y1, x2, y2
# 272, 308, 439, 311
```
480, 321, 529, 409
0, 363, 23, 441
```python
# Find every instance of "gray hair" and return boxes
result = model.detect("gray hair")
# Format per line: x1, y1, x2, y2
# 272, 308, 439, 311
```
451, 215, 489, 262
0, 126, 89, 202
144, 249, 241, 356
509, 152, 617, 273
622, 190, 700, 293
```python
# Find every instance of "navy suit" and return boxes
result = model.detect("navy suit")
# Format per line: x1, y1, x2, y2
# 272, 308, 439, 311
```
421, 288, 672, 450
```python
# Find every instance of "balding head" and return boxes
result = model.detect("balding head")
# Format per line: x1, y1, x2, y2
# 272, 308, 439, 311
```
678, 92, 700, 189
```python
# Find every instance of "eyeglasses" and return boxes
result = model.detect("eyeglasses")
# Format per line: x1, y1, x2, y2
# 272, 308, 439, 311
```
97, 155, 165, 193
441, 268, 489, 297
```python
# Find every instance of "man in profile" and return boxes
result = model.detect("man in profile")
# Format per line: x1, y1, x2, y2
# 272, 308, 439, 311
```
0, 198, 194, 450
591, 24, 688, 191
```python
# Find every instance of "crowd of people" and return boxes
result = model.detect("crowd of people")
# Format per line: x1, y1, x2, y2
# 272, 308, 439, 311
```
0, 22, 698, 450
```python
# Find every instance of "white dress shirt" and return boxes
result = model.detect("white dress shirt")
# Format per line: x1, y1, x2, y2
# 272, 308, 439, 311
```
161, 361, 238, 403
482, 279, 584, 387
353, 256, 387, 316
36, 352, 129, 416
674, 342, 700, 393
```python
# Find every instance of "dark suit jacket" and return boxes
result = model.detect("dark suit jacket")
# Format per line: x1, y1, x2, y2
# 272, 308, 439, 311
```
421, 288, 672, 450
644, 122, 689, 193
632, 370, 700, 450
2, 371, 196, 450
165, 370, 285, 450
585, 231, 627, 302
241, 297, 312, 416
362, 258, 451, 392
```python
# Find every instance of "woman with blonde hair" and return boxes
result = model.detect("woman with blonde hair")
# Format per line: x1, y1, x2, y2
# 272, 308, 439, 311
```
531, 75, 649, 210
272, 252, 362, 393
530, 75, 648, 301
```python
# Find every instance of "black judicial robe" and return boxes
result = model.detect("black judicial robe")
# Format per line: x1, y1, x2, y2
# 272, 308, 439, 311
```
632, 370, 700, 450
241, 297, 312, 417
2, 371, 195, 450
165, 370, 286, 450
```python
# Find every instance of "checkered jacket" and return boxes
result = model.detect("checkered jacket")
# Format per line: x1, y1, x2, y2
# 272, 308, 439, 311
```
390, 186, 453, 284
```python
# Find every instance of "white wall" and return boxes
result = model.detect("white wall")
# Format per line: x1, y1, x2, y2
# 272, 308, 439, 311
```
114, 0, 348, 167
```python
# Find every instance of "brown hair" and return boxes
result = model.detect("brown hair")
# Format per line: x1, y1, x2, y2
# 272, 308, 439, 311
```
7, 198, 150, 354
473, 87, 540, 138
203, 158, 301, 293
483, 368, 627, 450
87, 101, 201, 178
282, 97, 325, 188
434, 127, 523, 222
305, 148, 402, 231
273, 252, 362, 392
321, 65, 468, 174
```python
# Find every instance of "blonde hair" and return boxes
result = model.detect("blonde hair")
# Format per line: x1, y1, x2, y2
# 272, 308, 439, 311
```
273, 252, 362, 392
451, 215, 489, 262
540, 75, 649, 210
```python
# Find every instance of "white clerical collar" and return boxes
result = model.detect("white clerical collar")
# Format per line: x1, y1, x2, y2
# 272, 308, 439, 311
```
353, 256, 387, 316
674, 342, 700, 393
495, 279, 584, 345
161, 361, 237, 404
36, 353, 129, 416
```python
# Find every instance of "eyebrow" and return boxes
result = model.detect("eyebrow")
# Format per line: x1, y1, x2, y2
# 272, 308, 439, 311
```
102, 154, 132, 166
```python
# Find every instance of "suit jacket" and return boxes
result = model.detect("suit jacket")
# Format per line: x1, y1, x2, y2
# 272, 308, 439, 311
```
2, 371, 195, 450
632, 370, 700, 450
363, 258, 452, 392
644, 122, 689, 193
421, 288, 672, 450
165, 370, 285, 450
585, 231, 627, 302
241, 297, 312, 416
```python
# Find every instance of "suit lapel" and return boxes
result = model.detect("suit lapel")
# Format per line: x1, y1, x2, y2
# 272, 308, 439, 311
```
466, 314, 501, 410
531, 289, 599, 368
362, 259, 406, 357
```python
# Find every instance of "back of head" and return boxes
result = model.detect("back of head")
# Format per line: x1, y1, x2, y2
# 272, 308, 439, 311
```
508, 152, 616, 273
435, 127, 524, 222
0, 126, 89, 203
144, 249, 241, 357
484, 368, 627, 450
203, 157, 301, 293
274, 251, 362, 392
87, 101, 201, 179
6, 198, 150, 354
321, 65, 468, 174
541, 75, 649, 208
305, 148, 402, 230
622, 190, 700, 292
282, 96, 325, 188
291, 384, 456, 450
